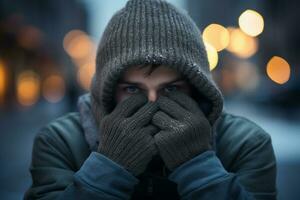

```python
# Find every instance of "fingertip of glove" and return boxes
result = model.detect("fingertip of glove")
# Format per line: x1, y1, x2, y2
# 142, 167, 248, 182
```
133, 93, 148, 102
156, 95, 170, 106
124, 93, 148, 106
165, 91, 186, 100
139, 101, 159, 114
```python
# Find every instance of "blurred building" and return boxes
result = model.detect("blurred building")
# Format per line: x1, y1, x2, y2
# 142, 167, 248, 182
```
0, 0, 88, 111
188, 0, 300, 119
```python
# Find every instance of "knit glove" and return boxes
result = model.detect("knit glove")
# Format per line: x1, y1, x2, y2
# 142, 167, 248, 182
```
98, 94, 159, 176
152, 91, 212, 171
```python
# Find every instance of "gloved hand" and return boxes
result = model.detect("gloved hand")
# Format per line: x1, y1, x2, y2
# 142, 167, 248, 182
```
152, 91, 212, 171
98, 94, 159, 176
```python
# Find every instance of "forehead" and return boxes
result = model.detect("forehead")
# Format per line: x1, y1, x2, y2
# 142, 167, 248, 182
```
120, 65, 180, 81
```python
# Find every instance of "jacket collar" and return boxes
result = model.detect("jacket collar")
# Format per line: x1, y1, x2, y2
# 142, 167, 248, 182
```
77, 93, 99, 151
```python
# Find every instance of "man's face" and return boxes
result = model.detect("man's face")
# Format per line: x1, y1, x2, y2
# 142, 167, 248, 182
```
115, 65, 192, 103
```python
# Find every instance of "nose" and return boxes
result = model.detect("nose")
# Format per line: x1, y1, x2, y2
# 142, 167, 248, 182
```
147, 90, 158, 102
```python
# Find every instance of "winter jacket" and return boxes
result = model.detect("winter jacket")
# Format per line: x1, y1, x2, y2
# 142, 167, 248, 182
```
24, 96, 277, 200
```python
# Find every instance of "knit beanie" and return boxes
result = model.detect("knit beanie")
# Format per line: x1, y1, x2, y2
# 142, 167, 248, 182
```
90, 0, 223, 126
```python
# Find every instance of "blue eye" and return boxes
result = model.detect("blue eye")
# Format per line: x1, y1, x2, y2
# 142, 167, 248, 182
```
125, 85, 140, 93
164, 85, 178, 93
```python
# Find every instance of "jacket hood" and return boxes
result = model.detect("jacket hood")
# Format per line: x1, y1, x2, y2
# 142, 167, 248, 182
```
90, 0, 223, 126
77, 93, 99, 151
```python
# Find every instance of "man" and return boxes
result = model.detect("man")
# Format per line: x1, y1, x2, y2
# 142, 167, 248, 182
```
25, 0, 277, 199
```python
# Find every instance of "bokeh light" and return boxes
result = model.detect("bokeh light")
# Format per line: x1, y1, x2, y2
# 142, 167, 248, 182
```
203, 24, 230, 52
64, 29, 97, 90
204, 42, 219, 71
267, 56, 291, 84
235, 61, 260, 91
17, 71, 40, 106
239, 9, 264, 37
18, 26, 43, 49
77, 62, 96, 90
0, 60, 6, 104
42, 75, 66, 103
63, 30, 94, 60
226, 27, 258, 58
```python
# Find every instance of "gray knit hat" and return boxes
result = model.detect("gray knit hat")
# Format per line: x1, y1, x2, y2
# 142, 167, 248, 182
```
91, 0, 223, 125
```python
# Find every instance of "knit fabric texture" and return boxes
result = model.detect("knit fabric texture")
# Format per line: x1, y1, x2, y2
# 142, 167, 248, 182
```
90, 0, 223, 125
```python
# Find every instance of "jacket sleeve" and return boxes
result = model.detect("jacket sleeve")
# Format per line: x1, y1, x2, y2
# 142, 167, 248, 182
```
169, 151, 255, 200
168, 127, 277, 200
24, 131, 139, 200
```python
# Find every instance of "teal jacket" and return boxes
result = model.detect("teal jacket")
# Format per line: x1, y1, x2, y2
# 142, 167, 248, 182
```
24, 108, 277, 199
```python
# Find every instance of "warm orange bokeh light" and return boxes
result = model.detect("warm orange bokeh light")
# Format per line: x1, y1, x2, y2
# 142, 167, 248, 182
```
226, 27, 258, 58
18, 26, 43, 49
0, 61, 6, 104
17, 71, 40, 106
267, 56, 291, 84
77, 62, 96, 91
43, 75, 66, 103
203, 24, 230, 52
63, 30, 94, 60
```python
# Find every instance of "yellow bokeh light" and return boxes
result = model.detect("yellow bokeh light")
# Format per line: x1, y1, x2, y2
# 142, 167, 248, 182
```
266, 56, 291, 84
43, 75, 66, 103
77, 62, 96, 90
203, 24, 230, 52
63, 30, 94, 60
17, 71, 40, 106
239, 9, 264, 37
226, 27, 258, 58
204, 42, 218, 71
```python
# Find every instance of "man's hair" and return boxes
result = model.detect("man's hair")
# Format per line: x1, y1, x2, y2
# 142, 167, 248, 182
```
137, 64, 162, 77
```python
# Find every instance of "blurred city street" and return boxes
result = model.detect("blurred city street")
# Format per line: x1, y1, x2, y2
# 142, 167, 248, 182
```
0, 101, 68, 199
1, 0, 299, 199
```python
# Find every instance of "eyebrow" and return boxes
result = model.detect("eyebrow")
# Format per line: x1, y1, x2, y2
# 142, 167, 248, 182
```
119, 77, 184, 87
